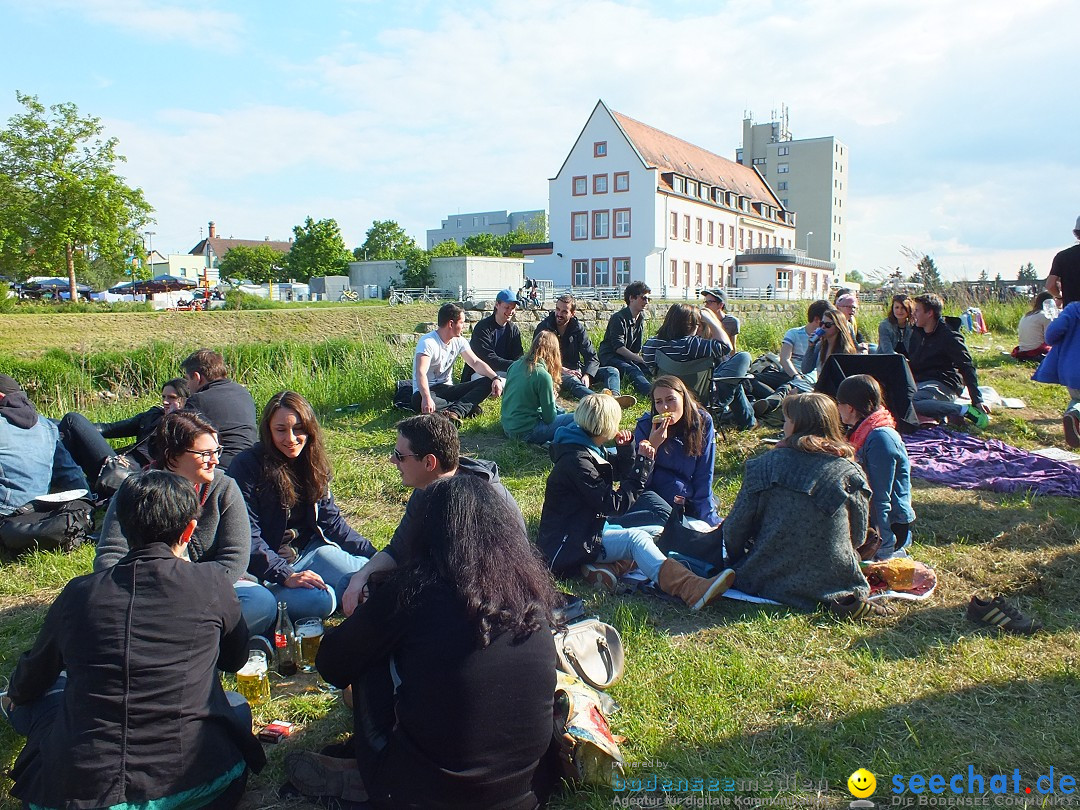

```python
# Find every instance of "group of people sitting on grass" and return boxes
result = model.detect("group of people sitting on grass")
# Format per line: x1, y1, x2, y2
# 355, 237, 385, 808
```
4, 267, 1076, 809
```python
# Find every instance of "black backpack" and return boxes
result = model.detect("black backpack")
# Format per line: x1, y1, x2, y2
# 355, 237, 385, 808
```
0, 497, 95, 555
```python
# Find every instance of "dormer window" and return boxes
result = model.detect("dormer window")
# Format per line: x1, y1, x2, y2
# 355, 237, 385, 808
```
594, 141, 607, 157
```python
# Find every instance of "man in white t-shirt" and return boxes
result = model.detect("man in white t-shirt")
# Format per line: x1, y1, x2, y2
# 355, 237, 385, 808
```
778, 299, 832, 392
412, 303, 505, 424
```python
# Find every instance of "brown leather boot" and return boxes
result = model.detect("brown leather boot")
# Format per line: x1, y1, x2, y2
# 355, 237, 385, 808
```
656, 558, 735, 611
581, 559, 637, 592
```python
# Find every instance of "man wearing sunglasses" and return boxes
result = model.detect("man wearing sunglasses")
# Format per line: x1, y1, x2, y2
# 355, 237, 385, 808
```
340, 414, 522, 616
599, 280, 653, 396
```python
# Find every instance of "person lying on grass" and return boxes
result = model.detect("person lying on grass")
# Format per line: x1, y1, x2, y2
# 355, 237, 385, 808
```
723, 393, 891, 619
537, 393, 735, 610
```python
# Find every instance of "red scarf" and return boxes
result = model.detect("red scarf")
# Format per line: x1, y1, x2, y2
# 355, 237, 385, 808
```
848, 408, 896, 451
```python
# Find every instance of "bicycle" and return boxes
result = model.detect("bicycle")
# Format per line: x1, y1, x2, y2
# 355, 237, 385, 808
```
339, 289, 360, 302
419, 290, 444, 304
388, 289, 413, 306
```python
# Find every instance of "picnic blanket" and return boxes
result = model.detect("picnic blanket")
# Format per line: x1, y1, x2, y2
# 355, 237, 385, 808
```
903, 426, 1080, 498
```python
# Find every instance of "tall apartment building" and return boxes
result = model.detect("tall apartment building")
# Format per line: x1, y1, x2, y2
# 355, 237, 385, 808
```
426, 209, 545, 250
736, 110, 848, 276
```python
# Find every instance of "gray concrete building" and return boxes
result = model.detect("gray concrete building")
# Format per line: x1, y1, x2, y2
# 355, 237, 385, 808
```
736, 110, 848, 276
426, 209, 545, 249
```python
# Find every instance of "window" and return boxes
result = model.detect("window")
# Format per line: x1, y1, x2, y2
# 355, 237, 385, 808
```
614, 208, 631, 238
670, 212, 679, 239
695, 218, 703, 243
778, 181, 788, 191
683, 215, 690, 241
757, 232, 763, 248
776, 270, 790, 290
777, 146, 790, 156
687, 181, 697, 197
718, 224, 725, 247
695, 263, 703, 287
573, 260, 589, 286
777, 163, 789, 173
593, 174, 608, 194
729, 225, 735, 246
670, 259, 678, 285
752, 157, 766, 166
472, 216, 479, 226
593, 210, 609, 239
593, 259, 610, 286
700, 185, 709, 200
739, 228, 744, 250
594, 141, 607, 157
707, 221, 714, 245
572, 176, 587, 196
571, 212, 588, 240
682, 261, 690, 288
707, 264, 714, 285
614, 258, 631, 285
673, 176, 686, 193
614, 172, 629, 192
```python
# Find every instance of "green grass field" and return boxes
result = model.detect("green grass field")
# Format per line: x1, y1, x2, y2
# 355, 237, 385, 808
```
0, 299, 1077, 810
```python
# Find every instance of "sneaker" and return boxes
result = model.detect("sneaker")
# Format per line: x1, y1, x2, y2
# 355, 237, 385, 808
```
284, 751, 368, 802
442, 410, 463, 426
964, 405, 989, 429
1064, 411, 1080, 449
828, 594, 896, 619
581, 562, 620, 593
602, 389, 637, 410
752, 398, 771, 418
966, 595, 1042, 635
468, 404, 484, 419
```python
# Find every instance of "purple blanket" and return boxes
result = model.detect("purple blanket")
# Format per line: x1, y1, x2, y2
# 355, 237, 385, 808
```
902, 427, 1080, 498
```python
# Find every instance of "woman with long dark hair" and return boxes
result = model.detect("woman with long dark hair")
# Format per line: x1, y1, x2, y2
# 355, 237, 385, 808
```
308, 475, 560, 809
801, 304, 857, 376
723, 393, 887, 618
632, 374, 719, 525
877, 294, 915, 355
227, 391, 376, 622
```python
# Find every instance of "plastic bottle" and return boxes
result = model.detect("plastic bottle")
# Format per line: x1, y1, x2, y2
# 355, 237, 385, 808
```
273, 601, 299, 676
1043, 297, 1059, 321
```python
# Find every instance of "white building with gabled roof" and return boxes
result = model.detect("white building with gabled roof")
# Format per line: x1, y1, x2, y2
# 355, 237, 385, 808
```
531, 100, 831, 298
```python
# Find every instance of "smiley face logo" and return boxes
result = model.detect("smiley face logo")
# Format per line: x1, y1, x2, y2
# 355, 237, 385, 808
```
848, 768, 876, 798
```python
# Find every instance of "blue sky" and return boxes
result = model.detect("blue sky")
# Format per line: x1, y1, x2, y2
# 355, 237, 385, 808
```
2, 0, 1077, 280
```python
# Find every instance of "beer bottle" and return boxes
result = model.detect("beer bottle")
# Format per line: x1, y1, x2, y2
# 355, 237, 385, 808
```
274, 601, 299, 676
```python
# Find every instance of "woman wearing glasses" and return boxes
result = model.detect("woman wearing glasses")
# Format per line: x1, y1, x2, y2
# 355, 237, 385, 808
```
227, 392, 376, 623
801, 304, 857, 377
95, 411, 263, 628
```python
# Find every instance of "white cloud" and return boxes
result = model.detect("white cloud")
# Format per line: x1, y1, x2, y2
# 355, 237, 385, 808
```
41, 0, 243, 50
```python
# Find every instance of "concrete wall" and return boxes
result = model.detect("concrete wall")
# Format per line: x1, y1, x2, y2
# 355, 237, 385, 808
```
348, 257, 528, 297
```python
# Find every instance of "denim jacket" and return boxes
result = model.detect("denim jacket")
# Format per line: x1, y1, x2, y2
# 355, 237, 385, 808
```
1, 417, 88, 516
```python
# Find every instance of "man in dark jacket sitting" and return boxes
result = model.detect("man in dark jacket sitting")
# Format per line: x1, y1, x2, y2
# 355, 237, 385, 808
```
182, 348, 257, 468
461, 289, 523, 382
536, 293, 631, 405
908, 293, 991, 427
340, 414, 521, 615
3, 470, 264, 809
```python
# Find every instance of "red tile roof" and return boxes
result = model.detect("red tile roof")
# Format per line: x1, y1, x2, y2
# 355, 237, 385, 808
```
188, 237, 292, 259
610, 109, 781, 206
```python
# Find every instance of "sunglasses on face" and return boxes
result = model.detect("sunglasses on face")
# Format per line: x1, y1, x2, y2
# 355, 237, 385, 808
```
821, 322, 836, 329
391, 448, 421, 463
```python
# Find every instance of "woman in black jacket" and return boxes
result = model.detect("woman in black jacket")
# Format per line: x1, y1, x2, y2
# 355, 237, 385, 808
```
536, 394, 734, 610
58, 378, 189, 482
307, 475, 560, 810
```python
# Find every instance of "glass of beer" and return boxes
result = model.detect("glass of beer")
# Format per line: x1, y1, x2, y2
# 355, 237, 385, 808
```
235, 650, 270, 706
296, 617, 324, 673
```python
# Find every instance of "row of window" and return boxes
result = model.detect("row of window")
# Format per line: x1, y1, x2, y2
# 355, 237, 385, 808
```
669, 260, 724, 290
668, 212, 793, 251
571, 209, 631, 240
572, 172, 630, 196
572, 257, 631, 287
669, 174, 788, 223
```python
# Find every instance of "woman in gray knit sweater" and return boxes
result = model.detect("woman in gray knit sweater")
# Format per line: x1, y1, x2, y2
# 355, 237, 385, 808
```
723, 393, 889, 618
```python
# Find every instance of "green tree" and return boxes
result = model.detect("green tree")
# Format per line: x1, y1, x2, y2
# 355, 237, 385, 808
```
462, 232, 502, 257
846, 270, 864, 285
1018, 262, 1038, 283
355, 220, 417, 261
979, 269, 989, 281
285, 217, 350, 281
994, 272, 1003, 283
218, 243, 286, 284
428, 239, 464, 258
0, 92, 152, 295
913, 254, 943, 291
399, 247, 435, 287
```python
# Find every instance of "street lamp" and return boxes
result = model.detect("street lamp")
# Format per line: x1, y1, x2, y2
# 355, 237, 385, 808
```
144, 231, 156, 277
805, 231, 813, 259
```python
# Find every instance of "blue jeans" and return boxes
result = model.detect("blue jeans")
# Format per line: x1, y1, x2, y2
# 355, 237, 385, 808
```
607, 358, 652, 396
912, 380, 965, 420
598, 525, 667, 582
267, 543, 369, 620
235, 581, 278, 637
524, 412, 577, 444
712, 351, 755, 428
559, 366, 621, 400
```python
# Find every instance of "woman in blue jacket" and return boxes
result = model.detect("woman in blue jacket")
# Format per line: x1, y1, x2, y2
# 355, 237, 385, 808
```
227, 391, 376, 623
632, 375, 720, 525
1032, 301, 1080, 448
835, 375, 915, 559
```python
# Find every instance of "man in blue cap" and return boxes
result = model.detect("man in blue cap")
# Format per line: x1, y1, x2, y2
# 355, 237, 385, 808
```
461, 289, 523, 383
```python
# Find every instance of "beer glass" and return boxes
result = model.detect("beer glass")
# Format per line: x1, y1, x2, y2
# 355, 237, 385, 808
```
295, 617, 324, 673
235, 650, 270, 706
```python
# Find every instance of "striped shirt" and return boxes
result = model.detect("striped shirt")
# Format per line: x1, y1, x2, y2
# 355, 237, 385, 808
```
642, 335, 730, 373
